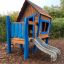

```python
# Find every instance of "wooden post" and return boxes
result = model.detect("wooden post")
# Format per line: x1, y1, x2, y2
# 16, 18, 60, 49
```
46, 38, 48, 44
24, 18, 29, 60
45, 19, 51, 44
32, 16, 35, 38
37, 15, 41, 37
19, 45, 23, 49
6, 16, 11, 53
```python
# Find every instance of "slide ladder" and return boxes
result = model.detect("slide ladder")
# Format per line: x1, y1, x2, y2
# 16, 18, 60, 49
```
33, 37, 61, 61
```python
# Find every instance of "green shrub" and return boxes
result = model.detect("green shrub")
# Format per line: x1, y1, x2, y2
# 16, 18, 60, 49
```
0, 12, 18, 42
0, 16, 6, 42
50, 18, 64, 38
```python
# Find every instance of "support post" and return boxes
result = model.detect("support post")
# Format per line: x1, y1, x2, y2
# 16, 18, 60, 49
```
37, 15, 41, 37
24, 18, 29, 60
46, 38, 48, 44
32, 16, 35, 38
32, 45, 38, 53
19, 44, 23, 49
6, 16, 11, 53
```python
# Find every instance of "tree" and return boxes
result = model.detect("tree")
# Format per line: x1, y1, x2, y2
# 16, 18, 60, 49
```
60, 0, 64, 9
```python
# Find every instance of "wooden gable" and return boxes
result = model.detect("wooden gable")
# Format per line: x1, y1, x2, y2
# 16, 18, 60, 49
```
17, 0, 52, 22
21, 4, 37, 21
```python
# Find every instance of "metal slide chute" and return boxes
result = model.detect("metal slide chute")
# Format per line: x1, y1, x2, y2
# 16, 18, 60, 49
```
36, 37, 61, 55
33, 37, 61, 61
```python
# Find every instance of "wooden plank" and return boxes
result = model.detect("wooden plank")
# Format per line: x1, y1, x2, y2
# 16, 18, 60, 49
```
21, 4, 37, 21
11, 38, 24, 44
29, 21, 38, 25
41, 15, 50, 20
44, 23, 46, 32
39, 34, 49, 39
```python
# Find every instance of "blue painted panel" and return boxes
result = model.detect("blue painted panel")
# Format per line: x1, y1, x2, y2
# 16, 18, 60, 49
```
11, 22, 23, 38
18, 23, 22, 38
22, 24, 24, 38
11, 23, 15, 38
14, 23, 19, 37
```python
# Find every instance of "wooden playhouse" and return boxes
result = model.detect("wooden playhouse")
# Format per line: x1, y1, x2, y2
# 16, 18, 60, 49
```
17, 0, 52, 39
6, 0, 61, 61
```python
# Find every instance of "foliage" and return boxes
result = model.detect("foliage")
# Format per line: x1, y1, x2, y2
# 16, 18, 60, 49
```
0, 12, 18, 42
44, 0, 64, 18
50, 18, 64, 38
8, 11, 19, 22
44, 6, 64, 18
44, 0, 64, 38
0, 15, 6, 42
60, 0, 64, 9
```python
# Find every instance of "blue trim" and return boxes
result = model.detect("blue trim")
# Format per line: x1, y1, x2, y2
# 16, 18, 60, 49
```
40, 19, 50, 34
37, 15, 41, 37
48, 19, 51, 34
27, 13, 37, 19
48, 20, 51, 34
6, 16, 11, 53
32, 16, 35, 38
41, 32, 48, 34
40, 19, 50, 23
27, 14, 35, 38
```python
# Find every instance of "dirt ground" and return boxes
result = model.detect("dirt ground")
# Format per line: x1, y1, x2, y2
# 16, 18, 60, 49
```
0, 38, 64, 64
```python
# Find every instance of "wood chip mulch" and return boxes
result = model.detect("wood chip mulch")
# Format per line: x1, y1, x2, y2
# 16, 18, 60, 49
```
0, 38, 64, 64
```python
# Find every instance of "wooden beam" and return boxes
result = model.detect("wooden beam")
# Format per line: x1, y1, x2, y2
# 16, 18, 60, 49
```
39, 34, 49, 39
11, 38, 24, 45
29, 21, 38, 25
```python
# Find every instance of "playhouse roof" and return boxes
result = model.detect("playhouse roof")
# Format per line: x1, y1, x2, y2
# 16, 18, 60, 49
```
17, 0, 52, 21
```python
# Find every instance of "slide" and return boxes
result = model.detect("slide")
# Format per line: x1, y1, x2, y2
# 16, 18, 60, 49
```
33, 37, 61, 61
36, 37, 61, 55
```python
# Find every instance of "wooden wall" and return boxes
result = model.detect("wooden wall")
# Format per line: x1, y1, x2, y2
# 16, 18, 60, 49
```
41, 15, 50, 20
21, 4, 37, 21
20, 3, 51, 21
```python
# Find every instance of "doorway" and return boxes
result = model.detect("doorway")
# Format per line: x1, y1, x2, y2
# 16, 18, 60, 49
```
28, 16, 35, 38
